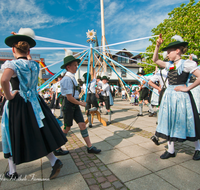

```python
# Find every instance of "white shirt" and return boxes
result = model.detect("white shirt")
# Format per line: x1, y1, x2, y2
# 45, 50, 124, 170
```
150, 69, 168, 88
60, 71, 79, 99
55, 81, 61, 93
97, 81, 103, 89
139, 75, 150, 88
82, 79, 96, 94
165, 59, 197, 73
101, 83, 110, 96
121, 90, 126, 95
44, 93, 50, 99
50, 84, 56, 92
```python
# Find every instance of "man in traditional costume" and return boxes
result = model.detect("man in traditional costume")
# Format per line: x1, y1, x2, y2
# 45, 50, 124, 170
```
60, 55, 101, 154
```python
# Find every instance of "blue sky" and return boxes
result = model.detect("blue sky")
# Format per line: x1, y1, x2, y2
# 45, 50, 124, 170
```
0, 0, 191, 73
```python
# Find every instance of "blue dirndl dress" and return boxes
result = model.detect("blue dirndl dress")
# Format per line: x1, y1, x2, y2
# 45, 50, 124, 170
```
1, 59, 67, 165
156, 60, 200, 142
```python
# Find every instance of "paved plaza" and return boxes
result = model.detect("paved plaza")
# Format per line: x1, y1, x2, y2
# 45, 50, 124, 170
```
0, 98, 200, 190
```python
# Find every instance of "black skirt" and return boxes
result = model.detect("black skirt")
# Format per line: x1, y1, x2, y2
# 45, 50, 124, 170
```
6, 93, 67, 165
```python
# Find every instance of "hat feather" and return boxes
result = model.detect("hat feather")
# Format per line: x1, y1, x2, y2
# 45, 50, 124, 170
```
64, 49, 73, 56
163, 51, 168, 59
18, 28, 35, 39
171, 35, 184, 42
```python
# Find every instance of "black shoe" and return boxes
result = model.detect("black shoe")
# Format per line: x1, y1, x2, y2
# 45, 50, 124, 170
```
4, 171, 18, 180
89, 124, 93, 128
100, 110, 102, 113
105, 112, 108, 115
49, 159, 63, 180
160, 151, 175, 159
137, 113, 143, 116
57, 116, 63, 119
149, 112, 156, 117
107, 121, 111, 125
193, 150, 200, 160
156, 121, 158, 124
87, 146, 101, 154
150, 135, 159, 145
54, 148, 69, 156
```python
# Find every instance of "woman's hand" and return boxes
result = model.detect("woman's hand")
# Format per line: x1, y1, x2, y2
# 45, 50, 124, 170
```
6, 91, 18, 100
158, 87, 162, 94
80, 102, 86, 107
156, 34, 163, 46
174, 85, 188, 92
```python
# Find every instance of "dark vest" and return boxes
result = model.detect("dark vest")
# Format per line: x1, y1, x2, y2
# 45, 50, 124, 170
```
168, 70, 189, 85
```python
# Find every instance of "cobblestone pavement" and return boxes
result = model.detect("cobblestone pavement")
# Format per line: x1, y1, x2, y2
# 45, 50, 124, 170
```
0, 98, 200, 190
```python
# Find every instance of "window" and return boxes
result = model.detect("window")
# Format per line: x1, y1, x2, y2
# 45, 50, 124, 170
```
118, 57, 122, 62
107, 67, 112, 76
118, 52, 129, 63
121, 69, 126, 77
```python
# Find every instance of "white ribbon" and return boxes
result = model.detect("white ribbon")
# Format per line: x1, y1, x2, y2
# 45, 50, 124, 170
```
94, 35, 159, 48
35, 36, 88, 48
39, 49, 88, 71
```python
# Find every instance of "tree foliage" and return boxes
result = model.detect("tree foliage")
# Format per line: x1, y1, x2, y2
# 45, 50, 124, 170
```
143, 0, 200, 74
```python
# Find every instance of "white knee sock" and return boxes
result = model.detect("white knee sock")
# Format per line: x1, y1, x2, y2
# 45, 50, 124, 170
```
147, 103, 154, 113
167, 141, 175, 154
60, 108, 63, 117
194, 140, 200, 151
51, 109, 55, 114
139, 103, 143, 114
88, 114, 92, 125
8, 157, 16, 175
46, 152, 57, 166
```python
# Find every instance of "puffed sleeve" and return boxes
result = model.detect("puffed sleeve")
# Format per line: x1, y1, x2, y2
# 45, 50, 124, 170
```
184, 59, 197, 73
1, 60, 17, 77
150, 73, 159, 83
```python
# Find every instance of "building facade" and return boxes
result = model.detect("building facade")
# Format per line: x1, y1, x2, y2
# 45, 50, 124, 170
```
75, 49, 144, 87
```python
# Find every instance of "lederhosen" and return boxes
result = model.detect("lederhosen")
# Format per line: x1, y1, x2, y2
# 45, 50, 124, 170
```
140, 87, 149, 101
85, 82, 99, 110
62, 77, 84, 128
49, 90, 56, 109
102, 89, 110, 110
97, 83, 104, 103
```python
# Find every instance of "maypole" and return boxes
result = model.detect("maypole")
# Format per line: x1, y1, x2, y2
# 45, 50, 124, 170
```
100, 0, 107, 73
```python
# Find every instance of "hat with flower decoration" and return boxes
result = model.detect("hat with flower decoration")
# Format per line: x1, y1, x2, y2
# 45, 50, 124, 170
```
162, 35, 188, 51
5, 28, 36, 48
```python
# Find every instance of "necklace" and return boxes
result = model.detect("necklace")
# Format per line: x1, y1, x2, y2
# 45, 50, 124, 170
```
17, 57, 28, 60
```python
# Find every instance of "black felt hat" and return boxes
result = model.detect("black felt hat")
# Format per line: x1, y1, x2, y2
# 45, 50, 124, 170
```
5, 28, 36, 48
162, 41, 188, 51
162, 35, 188, 51
101, 76, 109, 80
83, 72, 91, 83
97, 75, 101, 79
61, 55, 81, 69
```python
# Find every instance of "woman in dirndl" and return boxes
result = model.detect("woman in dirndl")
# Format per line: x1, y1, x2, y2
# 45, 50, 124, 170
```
1, 28, 67, 180
153, 34, 200, 160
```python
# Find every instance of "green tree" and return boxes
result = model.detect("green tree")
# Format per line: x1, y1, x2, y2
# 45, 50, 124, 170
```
144, 0, 200, 74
